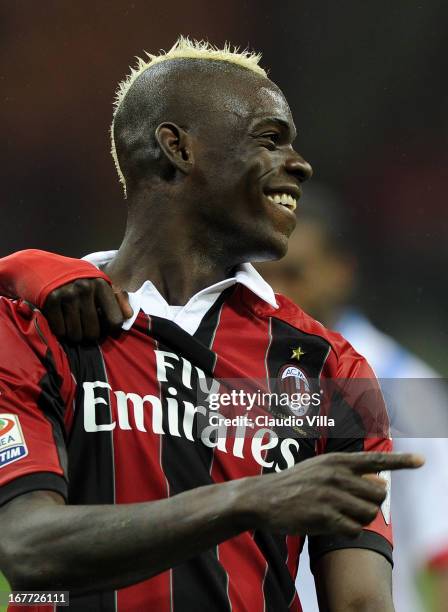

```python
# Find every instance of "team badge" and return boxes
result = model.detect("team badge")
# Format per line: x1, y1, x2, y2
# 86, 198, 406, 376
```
278, 365, 311, 417
0, 414, 28, 468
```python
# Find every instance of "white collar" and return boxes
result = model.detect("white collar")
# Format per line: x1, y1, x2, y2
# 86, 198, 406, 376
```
83, 250, 278, 330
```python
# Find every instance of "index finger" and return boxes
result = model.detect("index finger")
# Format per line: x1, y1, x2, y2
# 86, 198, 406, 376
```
337, 452, 425, 473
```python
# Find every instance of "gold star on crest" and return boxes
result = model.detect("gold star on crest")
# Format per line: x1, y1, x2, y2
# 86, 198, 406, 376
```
291, 346, 306, 361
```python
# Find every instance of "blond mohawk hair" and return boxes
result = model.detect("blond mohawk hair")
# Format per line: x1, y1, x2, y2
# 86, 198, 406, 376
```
111, 36, 267, 196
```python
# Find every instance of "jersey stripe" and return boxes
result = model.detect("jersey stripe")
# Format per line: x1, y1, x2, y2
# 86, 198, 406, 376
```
62, 343, 117, 612
33, 319, 70, 478
254, 316, 330, 611
211, 292, 271, 612
98, 322, 172, 612
153, 309, 231, 612
195, 290, 233, 611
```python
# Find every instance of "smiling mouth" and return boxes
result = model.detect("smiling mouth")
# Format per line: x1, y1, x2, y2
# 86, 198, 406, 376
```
265, 192, 297, 212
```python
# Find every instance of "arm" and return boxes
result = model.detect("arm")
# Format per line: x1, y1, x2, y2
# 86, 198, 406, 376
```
0, 249, 131, 341
307, 340, 396, 610
0, 249, 110, 306
313, 548, 393, 612
0, 449, 422, 595
1, 482, 249, 593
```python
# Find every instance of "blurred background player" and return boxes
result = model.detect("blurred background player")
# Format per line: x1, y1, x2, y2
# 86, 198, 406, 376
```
258, 183, 448, 612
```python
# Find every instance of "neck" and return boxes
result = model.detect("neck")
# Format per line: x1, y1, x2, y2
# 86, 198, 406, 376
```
104, 196, 237, 305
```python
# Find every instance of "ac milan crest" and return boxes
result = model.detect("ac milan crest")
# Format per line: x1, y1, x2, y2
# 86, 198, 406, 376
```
278, 364, 311, 417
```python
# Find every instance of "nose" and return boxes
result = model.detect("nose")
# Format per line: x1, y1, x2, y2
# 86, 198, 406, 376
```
284, 151, 313, 183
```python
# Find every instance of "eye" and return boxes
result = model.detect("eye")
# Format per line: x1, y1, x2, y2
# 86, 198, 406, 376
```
259, 132, 280, 148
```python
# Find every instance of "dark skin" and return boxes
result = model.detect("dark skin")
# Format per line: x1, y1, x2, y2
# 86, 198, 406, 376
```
2, 453, 420, 599
107, 65, 311, 301
0, 61, 423, 609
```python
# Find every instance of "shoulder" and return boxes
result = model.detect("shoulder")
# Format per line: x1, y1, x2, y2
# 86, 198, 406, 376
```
0, 297, 43, 344
0, 297, 69, 380
273, 293, 343, 348
0, 296, 51, 342
270, 293, 373, 378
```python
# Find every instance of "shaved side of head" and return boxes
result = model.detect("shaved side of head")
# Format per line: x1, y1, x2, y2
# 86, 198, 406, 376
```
112, 58, 271, 197
104, 38, 311, 282
110, 37, 271, 197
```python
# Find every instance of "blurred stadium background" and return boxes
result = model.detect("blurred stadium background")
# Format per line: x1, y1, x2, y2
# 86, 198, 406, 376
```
1, 0, 447, 375
0, 1, 447, 610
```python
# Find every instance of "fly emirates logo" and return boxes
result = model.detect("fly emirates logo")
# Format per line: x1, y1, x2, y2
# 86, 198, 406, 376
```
83, 350, 301, 472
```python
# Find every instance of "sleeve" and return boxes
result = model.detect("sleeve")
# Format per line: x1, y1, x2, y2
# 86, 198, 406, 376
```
0, 297, 76, 506
309, 341, 393, 568
0, 249, 111, 308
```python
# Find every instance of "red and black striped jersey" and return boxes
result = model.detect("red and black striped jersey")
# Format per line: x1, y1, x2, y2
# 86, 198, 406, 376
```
0, 287, 392, 612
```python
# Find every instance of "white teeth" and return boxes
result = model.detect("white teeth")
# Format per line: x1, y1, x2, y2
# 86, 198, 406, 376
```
266, 192, 297, 211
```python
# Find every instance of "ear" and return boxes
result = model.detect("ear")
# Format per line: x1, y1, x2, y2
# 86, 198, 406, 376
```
155, 122, 194, 174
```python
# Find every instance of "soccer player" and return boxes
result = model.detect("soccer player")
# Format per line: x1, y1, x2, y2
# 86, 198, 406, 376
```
258, 183, 448, 612
0, 39, 422, 612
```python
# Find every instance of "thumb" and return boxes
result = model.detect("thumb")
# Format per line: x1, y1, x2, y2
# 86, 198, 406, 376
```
363, 473, 388, 487
112, 285, 133, 319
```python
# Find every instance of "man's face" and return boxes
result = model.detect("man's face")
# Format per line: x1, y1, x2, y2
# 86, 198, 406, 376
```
188, 74, 312, 263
